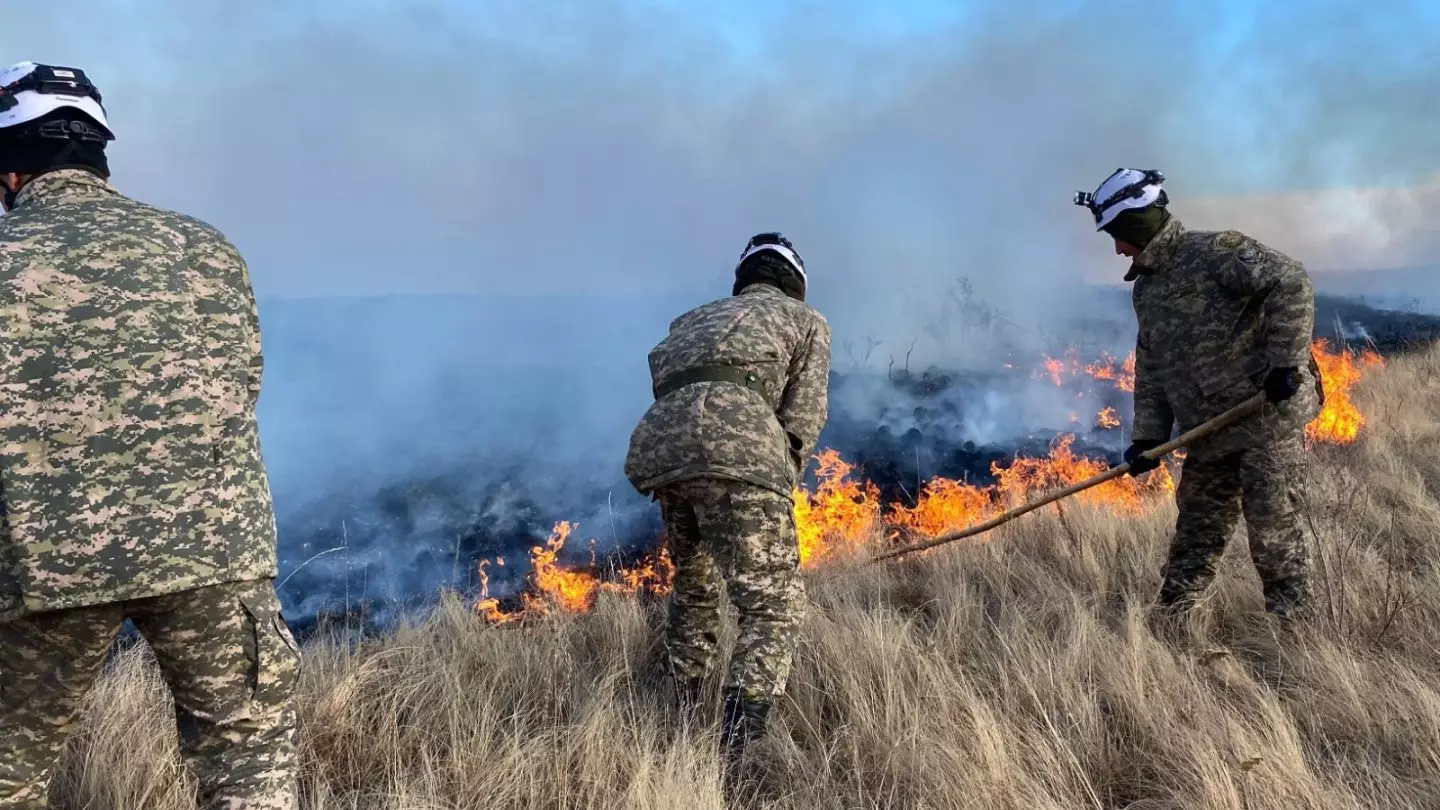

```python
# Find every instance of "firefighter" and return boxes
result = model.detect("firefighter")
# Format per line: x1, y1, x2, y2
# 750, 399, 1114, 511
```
0, 61, 297, 808
1075, 168, 1323, 622
625, 232, 831, 789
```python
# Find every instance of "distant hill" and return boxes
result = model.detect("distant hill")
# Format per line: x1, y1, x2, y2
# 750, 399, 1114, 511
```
1310, 266, 1440, 315
1070, 285, 1440, 354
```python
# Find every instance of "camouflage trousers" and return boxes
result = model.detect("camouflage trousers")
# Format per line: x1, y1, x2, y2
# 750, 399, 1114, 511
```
657, 479, 806, 704
1159, 434, 1312, 617
0, 579, 300, 810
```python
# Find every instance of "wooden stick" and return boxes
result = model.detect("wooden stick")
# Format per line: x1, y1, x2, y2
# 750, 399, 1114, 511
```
870, 393, 1266, 563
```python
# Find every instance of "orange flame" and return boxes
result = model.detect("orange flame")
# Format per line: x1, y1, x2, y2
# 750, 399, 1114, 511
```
1096, 406, 1121, 429
475, 558, 512, 624
476, 521, 674, 623
1037, 349, 1080, 385
1081, 351, 1137, 392
1039, 349, 1136, 394
1305, 338, 1384, 445
993, 434, 1174, 513
793, 450, 882, 566
1119, 353, 1136, 392
890, 434, 1175, 537
477, 339, 1383, 622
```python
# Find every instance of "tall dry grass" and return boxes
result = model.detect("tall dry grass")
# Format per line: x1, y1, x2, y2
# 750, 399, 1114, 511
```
45, 344, 1440, 809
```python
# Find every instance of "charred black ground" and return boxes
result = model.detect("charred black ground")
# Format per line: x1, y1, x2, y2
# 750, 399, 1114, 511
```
276, 293, 1438, 639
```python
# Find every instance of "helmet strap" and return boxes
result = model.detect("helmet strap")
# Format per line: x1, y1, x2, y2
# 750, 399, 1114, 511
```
0, 114, 110, 179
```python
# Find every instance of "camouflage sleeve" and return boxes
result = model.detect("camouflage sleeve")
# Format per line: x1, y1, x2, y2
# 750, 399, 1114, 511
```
191, 232, 264, 406
1132, 331, 1174, 442
777, 315, 832, 471
1216, 238, 1316, 369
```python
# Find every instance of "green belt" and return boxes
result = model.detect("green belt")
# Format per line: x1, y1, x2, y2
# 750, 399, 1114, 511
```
653, 364, 769, 403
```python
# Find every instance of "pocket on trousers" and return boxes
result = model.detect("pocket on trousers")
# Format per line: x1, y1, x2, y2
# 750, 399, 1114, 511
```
240, 593, 301, 709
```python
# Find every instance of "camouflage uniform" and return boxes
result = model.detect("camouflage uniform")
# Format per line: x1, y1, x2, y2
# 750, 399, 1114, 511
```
626, 283, 831, 701
0, 170, 297, 808
1129, 216, 1322, 616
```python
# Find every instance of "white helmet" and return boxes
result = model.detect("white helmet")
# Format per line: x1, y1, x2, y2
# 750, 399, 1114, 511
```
1073, 168, 1166, 231
736, 232, 807, 284
0, 61, 112, 137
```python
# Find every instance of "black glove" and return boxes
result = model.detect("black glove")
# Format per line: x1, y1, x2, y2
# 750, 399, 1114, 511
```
786, 431, 805, 475
1123, 440, 1164, 476
1263, 366, 1301, 403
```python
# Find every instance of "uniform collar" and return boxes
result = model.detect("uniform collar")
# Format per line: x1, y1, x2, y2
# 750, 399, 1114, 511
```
1123, 216, 1186, 282
9, 168, 118, 211
737, 282, 786, 298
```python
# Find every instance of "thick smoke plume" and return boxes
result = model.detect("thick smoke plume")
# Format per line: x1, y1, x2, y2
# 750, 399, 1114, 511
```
3, 1, 1437, 621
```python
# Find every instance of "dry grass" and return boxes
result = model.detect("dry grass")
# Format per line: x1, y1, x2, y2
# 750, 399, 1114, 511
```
47, 345, 1440, 809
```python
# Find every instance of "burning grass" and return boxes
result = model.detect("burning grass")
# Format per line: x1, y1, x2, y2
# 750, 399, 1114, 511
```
1305, 338, 1385, 444
472, 339, 1378, 623
45, 340, 1440, 810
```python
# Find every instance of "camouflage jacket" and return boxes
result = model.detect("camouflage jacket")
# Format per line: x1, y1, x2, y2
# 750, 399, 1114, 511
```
1128, 216, 1321, 460
0, 170, 277, 620
625, 283, 831, 498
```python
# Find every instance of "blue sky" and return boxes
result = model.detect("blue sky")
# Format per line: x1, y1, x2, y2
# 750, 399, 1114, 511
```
2, 0, 1436, 314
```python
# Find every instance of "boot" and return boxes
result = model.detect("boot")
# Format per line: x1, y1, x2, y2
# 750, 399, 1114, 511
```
1263, 576, 1310, 629
1266, 598, 1308, 641
720, 689, 771, 797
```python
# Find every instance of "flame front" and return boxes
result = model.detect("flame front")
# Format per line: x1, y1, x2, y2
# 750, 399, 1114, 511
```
892, 434, 1175, 537
475, 339, 1382, 622
1305, 338, 1384, 445
477, 521, 674, 623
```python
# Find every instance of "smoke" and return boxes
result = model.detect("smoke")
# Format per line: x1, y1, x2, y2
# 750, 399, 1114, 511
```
3, 0, 1437, 617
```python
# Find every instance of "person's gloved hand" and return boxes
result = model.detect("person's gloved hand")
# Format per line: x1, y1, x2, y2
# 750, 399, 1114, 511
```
786, 431, 805, 476
1263, 366, 1301, 403
1123, 440, 1165, 476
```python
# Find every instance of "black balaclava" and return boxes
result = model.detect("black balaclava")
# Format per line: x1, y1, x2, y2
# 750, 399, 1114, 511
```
1102, 205, 1171, 250
0, 111, 111, 210
733, 251, 806, 302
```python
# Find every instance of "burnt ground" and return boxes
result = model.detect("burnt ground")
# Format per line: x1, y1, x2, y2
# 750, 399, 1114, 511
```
280, 296, 1440, 638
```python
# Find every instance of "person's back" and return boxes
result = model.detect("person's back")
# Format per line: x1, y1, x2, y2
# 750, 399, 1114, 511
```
0, 61, 297, 810
1124, 216, 1321, 461
0, 168, 277, 616
625, 280, 829, 498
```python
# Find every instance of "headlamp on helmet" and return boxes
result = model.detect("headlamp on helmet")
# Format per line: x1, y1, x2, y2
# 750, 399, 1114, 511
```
0, 64, 104, 114
1074, 168, 1167, 231
0, 62, 114, 141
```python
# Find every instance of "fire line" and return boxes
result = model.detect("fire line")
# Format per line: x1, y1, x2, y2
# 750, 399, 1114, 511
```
476, 339, 1381, 622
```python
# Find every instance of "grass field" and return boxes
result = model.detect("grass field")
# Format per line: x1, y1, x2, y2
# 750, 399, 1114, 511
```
46, 344, 1440, 809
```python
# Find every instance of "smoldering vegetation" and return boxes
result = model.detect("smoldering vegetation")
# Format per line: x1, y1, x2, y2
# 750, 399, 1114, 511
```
268, 290, 1440, 634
